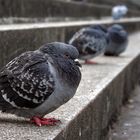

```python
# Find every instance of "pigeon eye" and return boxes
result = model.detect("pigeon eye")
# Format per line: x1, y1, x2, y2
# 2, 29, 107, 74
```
64, 53, 70, 59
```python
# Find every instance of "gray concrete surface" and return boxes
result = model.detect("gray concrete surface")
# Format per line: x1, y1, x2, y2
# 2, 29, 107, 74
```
79, 0, 140, 11
0, 0, 139, 18
0, 30, 139, 139
0, 0, 110, 18
109, 86, 140, 140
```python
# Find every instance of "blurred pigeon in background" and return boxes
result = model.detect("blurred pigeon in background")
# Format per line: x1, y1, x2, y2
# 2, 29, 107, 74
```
69, 24, 108, 64
105, 24, 128, 56
0, 42, 81, 126
112, 5, 128, 20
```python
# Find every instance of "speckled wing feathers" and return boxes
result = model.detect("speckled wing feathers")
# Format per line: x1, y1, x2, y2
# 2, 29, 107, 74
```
69, 28, 107, 59
0, 51, 55, 109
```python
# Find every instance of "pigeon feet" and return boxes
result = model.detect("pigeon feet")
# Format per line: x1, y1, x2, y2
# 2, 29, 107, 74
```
85, 60, 97, 64
31, 116, 60, 126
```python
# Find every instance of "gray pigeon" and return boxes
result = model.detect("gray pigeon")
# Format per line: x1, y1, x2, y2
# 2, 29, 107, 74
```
0, 42, 81, 126
112, 5, 128, 20
105, 24, 128, 56
69, 24, 108, 64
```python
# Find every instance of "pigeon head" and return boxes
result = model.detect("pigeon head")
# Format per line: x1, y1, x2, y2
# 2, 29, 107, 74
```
39, 42, 81, 67
39, 42, 82, 88
39, 42, 79, 60
89, 24, 109, 44
108, 24, 128, 43
89, 24, 107, 33
108, 24, 124, 32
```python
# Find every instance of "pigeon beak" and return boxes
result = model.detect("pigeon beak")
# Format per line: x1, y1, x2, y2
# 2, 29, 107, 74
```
74, 59, 82, 67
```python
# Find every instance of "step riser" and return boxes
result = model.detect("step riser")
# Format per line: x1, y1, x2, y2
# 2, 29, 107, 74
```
0, 0, 139, 17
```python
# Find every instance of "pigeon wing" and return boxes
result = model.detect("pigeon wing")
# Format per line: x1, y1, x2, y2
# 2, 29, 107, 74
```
0, 51, 55, 109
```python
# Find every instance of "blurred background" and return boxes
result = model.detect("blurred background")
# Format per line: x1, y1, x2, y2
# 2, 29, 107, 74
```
0, 0, 139, 24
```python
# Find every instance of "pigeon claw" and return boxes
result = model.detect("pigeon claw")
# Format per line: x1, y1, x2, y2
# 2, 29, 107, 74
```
85, 60, 97, 65
31, 116, 60, 126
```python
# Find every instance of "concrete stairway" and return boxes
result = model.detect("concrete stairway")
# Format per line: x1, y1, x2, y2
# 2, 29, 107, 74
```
0, 18, 139, 140
0, 0, 139, 18
0, 1, 139, 139
109, 86, 140, 140
76, 0, 140, 11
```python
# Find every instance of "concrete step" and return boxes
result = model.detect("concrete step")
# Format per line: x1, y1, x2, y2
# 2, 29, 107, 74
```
0, 0, 139, 18
58, 0, 140, 17
82, 0, 140, 11
0, 18, 139, 140
0, 0, 110, 18
109, 86, 140, 140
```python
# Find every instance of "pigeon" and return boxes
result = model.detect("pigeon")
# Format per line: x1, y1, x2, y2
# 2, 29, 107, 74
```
89, 24, 108, 35
69, 24, 108, 64
0, 42, 81, 126
112, 5, 128, 20
104, 24, 128, 56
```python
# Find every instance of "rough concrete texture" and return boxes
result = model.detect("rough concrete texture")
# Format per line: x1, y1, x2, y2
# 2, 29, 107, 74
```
0, 0, 139, 18
0, 0, 110, 18
0, 31, 139, 139
86, 0, 140, 11
0, 18, 140, 68
109, 86, 140, 140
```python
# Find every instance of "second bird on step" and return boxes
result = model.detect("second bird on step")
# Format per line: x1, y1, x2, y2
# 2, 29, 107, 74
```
69, 24, 109, 64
